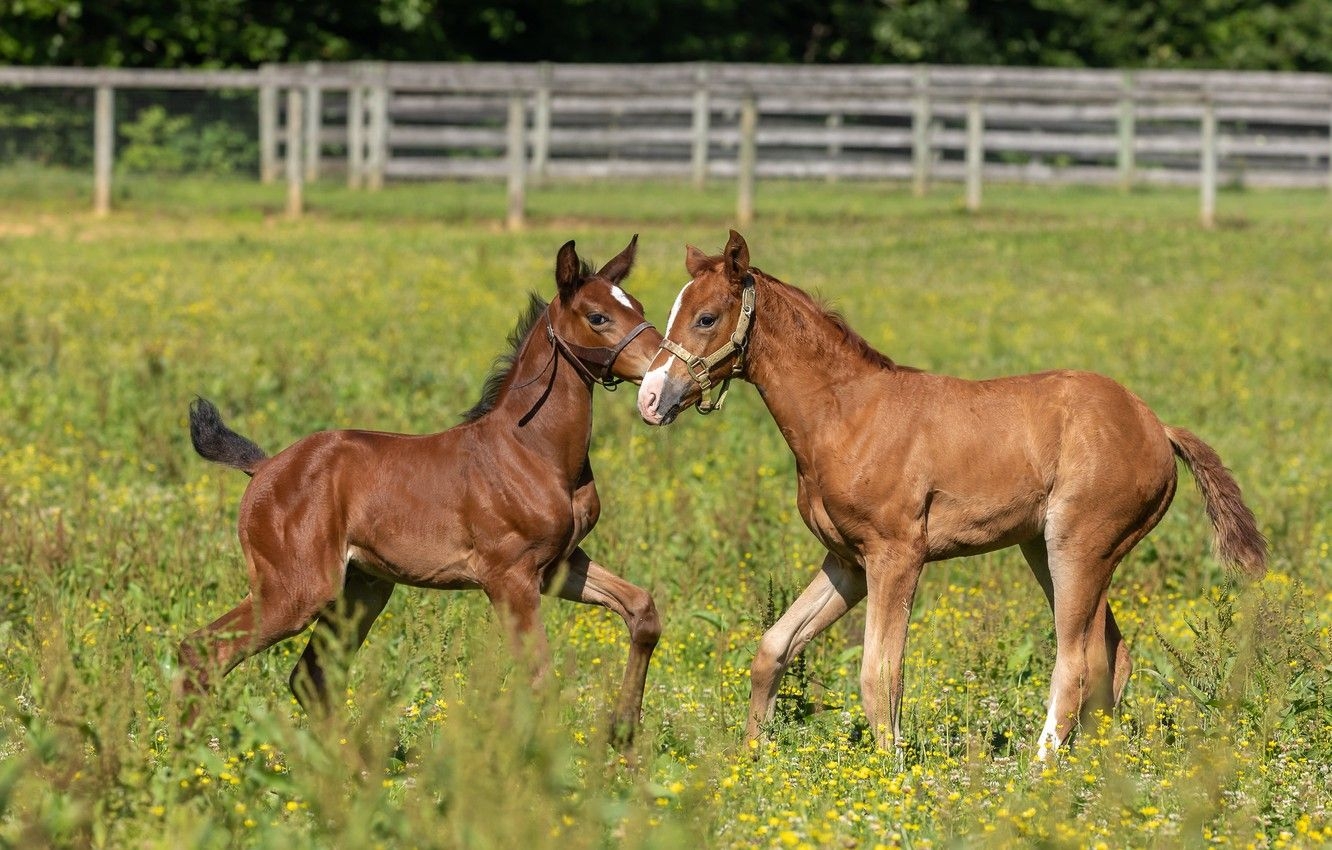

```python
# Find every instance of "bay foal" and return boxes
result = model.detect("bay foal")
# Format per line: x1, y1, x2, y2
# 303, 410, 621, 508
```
637, 231, 1266, 759
179, 237, 664, 743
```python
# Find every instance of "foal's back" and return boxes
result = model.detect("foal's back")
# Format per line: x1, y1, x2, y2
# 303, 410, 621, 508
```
235, 420, 574, 590
842, 366, 1178, 562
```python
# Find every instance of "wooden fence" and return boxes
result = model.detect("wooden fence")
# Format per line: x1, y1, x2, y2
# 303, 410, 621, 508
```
3, 62, 1332, 227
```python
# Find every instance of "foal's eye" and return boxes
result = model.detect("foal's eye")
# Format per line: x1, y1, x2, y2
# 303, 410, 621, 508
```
588, 313, 609, 327
697, 314, 717, 329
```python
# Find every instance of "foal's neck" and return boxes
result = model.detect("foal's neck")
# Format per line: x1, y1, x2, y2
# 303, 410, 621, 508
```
745, 275, 907, 451
486, 317, 595, 479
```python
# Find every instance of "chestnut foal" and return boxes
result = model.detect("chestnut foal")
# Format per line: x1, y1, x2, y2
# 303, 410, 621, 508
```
637, 231, 1266, 759
179, 237, 664, 743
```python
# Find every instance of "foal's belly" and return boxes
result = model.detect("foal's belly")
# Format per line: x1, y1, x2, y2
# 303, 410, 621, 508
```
923, 487, 1046, 561
346, 543, 482, 590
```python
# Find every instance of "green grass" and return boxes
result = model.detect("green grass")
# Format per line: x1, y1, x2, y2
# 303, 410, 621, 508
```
1, 167, 1329, 849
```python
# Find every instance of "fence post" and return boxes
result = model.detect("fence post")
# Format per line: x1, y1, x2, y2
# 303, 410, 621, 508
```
825, 112, 842, 183
366, 63, 389, 191
506, 92, 527, 231
259, 64, 279, 184
303, 62, 322, 182
531, 62, 552, 184
347, 77, 365, 190
93, 83, 114, 216
965, 98, 983, 212
1200, 95, 1217, 228
1326, 101, 1332, 194
737, 92, 758, 226
286, 89, 304, 218
1117, 71, 1135, 191
912, 67, 931, 197
691, 63, 711, 189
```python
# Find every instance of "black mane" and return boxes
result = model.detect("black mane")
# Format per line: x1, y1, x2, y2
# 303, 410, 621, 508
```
460, 293, 551, 422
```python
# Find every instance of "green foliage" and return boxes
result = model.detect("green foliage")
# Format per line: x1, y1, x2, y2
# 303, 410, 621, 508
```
118, 106, 193, 174
870, 0, 1332, 69
0, 171, 1330, 847
0, 89, 94, 167
2, 0, 1332, 69
117, 106, 256, 176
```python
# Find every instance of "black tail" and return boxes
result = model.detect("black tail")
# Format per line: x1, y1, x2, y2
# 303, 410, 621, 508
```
189, 397, 269, 476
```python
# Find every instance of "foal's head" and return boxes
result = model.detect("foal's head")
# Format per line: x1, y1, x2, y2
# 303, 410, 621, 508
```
550, 235, 663, 385
637, 230, 754, 424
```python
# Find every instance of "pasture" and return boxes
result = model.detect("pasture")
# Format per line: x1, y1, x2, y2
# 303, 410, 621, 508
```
1, 170, 1329, 848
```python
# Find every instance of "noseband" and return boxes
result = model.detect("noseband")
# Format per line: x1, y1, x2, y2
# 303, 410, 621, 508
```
548, 315, 655, 391
657, 273, 756, 413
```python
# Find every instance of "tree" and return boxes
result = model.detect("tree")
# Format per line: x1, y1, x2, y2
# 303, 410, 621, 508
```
2, 0, 1330, 70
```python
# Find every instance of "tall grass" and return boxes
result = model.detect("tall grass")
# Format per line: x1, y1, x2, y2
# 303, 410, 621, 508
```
1, 169, 1329, 848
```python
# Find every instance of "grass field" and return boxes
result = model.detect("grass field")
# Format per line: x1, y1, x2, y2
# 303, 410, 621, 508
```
1, 169, 1329, 849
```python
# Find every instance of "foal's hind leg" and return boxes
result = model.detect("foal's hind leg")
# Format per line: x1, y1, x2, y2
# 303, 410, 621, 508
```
1030, 531, 1117, 761
176, 547, 344, 723
1037, 507, 1173, 760
1022, 538, 1113, 758
547, 547, 661, 747
176, 593, 261, 716
746, 553, 867, 746
289, 566, 396, 717
1105, 602, 1132, 705
1035, 470, 1175, 760
1022, 539, 1133, 712
177, 593, 327, 724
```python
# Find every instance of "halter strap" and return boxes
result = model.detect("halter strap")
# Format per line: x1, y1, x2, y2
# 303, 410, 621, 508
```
657, 274, 756, 413
511, 309, 652, 427
548, 316, 654, 391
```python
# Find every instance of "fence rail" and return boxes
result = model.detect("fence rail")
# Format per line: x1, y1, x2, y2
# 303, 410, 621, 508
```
4, 62, 1331, 226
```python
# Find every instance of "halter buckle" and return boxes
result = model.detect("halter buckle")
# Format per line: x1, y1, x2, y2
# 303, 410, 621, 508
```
684, 356, 713, 391
695, 377, 732, 413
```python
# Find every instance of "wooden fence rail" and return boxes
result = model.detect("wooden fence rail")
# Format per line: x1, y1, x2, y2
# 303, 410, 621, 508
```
3, 62, 1332, 227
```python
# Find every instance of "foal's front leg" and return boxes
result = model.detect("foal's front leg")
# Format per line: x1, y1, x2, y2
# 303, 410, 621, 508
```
546, 547, 660, 747
746, 553, 866, 747
486, 570, 552, 685
860, 541, 925, 750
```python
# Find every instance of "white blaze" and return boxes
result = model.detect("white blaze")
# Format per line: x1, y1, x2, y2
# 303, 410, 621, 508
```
637, 280, 693, 423
664, 280, 692, 333
610, 285, 634, 309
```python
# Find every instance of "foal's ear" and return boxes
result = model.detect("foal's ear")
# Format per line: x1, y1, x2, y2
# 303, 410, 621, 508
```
724, 229, 750, 282
597, 234, 638, 284
685, 244, 711, 278
555, 240, 582, 300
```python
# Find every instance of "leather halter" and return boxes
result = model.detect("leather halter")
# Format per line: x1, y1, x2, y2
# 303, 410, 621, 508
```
548, 315, 654, 390
657, 273, 756, 413
512, 309, 653, 428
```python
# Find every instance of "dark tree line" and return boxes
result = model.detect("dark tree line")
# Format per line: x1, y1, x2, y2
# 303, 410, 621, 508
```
2, 0, 1331, 70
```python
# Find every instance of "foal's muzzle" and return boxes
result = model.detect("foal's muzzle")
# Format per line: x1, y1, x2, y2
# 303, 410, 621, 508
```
636, 369, 688, 426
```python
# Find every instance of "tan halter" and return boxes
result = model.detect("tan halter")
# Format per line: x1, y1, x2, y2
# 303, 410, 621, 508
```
657, 273, 756, 413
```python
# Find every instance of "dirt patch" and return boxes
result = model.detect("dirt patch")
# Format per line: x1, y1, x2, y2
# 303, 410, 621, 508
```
0, 221, 42, 238
0, 214, 72, 239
